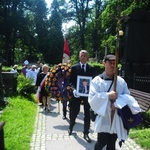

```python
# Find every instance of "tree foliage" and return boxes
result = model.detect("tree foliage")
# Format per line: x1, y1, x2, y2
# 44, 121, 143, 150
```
45, 0, 64, 64
0, 0, 36, 65
0, 0, 149, 66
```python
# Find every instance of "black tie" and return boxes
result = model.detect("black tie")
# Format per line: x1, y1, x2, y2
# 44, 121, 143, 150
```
82, 64, 84, 72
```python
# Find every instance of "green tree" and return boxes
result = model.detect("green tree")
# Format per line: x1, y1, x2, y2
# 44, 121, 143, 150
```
0, 0, 35, 65
0, 0, 149, 66
101, 0, 150, 55
66, 0, 104, 61
85, 0, 104, 60
45, 0, 64, 64
68, 0, 92, 50
34, 0, 48, 61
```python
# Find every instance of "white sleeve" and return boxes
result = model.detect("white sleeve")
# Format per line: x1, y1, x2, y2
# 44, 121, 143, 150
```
88, 77, 110, 116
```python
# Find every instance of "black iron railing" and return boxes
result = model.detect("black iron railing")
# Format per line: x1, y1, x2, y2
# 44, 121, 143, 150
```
133, 74, 150, 93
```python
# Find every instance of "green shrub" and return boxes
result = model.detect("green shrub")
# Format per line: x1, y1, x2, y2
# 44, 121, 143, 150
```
17, 74, 36, 98
89, 62, 122, 76
141, 110, 150, 127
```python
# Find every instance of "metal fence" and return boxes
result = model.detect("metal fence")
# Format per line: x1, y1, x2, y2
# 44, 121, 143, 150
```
133, 74, 150, 93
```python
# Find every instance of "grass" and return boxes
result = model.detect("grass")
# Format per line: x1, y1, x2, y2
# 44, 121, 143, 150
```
0, 96, 37, 150
129, 128, 150, 149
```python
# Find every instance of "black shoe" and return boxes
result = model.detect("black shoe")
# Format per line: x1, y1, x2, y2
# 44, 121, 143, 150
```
68, 128, 72, 135
62, 116, 66, 120
84, 134, 91, 143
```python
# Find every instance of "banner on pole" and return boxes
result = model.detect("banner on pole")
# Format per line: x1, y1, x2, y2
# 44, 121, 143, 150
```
62, 38, 71, 63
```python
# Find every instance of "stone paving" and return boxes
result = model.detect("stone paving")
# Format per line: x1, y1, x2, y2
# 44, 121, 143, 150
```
30, 100, 144, 150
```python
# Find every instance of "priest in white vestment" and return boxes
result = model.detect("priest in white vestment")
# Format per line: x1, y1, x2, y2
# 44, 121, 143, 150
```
88, 54, 141, 150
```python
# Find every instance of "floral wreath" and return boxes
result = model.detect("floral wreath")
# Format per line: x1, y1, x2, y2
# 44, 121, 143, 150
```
44, 63, 72, 102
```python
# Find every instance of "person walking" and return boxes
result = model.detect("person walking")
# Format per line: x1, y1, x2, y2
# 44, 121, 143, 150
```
36, 64, 51, 111
88, 54, 141, 150
36, 61, 43, 77
26, 65, 37, 85
35, 62, 43, 104
68, 50, 95, 143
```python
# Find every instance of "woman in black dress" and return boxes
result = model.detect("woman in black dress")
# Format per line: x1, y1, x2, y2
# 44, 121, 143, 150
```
36, 64, 50, 110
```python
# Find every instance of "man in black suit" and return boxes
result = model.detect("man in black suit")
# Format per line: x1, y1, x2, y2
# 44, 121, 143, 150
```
68, 50, 95, 143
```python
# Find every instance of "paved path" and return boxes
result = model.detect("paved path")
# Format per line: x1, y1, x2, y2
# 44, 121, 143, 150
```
30, 100, 144, 150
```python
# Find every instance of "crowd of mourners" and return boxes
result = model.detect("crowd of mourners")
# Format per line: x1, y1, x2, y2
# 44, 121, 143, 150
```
10, 50, 142, 150
11, 59, 72, 119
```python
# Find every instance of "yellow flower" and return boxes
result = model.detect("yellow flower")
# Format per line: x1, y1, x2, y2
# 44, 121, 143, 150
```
50, 73, 54, 78
52, 69, 56, 73
66, 86, 71, 90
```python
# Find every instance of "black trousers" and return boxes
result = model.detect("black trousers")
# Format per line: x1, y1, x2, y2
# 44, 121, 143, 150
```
62, 100, 68, 117
94, 132, 117, 150
69, 97, 90, 134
